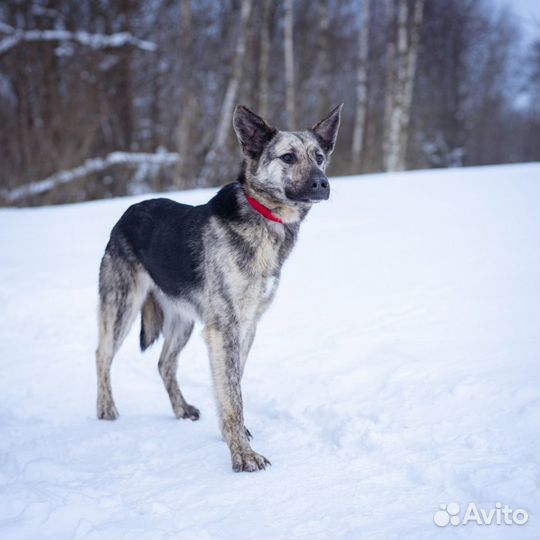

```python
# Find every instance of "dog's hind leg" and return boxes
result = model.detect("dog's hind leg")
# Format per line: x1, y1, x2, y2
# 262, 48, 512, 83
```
96, 251, 148, 420
158, 315, 199, 420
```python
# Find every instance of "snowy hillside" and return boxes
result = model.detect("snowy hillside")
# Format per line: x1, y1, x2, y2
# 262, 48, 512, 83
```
0, 164, 538, 540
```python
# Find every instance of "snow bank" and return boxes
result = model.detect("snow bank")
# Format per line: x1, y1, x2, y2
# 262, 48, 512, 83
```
0, 163, 538, 539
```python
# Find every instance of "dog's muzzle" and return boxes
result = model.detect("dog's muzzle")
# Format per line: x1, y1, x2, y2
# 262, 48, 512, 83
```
286, 171, 331, 203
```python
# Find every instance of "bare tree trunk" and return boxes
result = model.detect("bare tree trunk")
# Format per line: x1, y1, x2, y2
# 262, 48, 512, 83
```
117, 0, 135, 150
258, 0, 272, 119
151, 45, 163, 150
351, 0, 370, 172
383, 0, 397, 171
317, 0, 330, 117
398, 0, 424, 168
383, 0, 424, 172
284, 0, 296, 129
384, 0, 407, 171
200, 0, 253, 182
175, 0, 194, 186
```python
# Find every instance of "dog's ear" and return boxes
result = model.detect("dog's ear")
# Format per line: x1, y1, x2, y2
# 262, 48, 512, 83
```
233, 105, 277, 159
311, 103, 343, 154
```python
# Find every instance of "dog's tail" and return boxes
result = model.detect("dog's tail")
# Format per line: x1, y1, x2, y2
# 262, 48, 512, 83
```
140, 291, 164, 352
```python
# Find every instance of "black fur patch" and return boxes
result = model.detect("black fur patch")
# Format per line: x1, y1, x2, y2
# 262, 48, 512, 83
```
111, 198, 209, 297
209, 183, 243, 224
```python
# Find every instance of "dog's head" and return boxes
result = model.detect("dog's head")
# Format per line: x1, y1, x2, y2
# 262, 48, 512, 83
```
233, 104, 343, 219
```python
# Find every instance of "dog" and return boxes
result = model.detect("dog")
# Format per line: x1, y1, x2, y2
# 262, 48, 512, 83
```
95, 103, 343, 472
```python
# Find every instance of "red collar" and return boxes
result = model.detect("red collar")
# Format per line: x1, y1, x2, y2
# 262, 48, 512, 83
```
244, 192, 283, 224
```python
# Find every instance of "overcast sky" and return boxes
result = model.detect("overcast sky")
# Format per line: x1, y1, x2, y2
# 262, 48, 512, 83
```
496, 0, 539, 41
508, 0, 538, 19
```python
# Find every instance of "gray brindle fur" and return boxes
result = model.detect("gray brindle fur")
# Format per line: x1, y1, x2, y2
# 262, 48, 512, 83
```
96, 104, 343, 472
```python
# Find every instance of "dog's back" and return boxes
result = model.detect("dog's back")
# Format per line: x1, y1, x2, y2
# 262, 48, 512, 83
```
109, 197, 207, 297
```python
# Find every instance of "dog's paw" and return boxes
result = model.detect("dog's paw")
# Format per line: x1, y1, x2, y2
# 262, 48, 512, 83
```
231, 449, 271, 472
244, 426, 253, 440
175, 404, 200, 421
97, 401, 119, 420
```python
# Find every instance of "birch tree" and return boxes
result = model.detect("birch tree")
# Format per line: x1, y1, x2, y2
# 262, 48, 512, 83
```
284, 0, 296, 129
200, 0, 253, 182
383, 0, 397, 170
383, 0, 425, 171
351, 0, 371, 172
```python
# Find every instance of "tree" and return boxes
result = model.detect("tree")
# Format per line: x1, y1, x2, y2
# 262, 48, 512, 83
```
175, 0, 195, 186
284, 0, 296, 129
351, 0, 370, 172
317, 0, 330, 117
410, 0, 477, 167
199, 0, 253, 182
383, 0, 424, 171
0, 0, 536, 206
257, 0, 272, 120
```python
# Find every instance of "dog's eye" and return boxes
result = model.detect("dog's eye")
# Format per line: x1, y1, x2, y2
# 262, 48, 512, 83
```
315, 152, 324, 165
280, 153, 297, 164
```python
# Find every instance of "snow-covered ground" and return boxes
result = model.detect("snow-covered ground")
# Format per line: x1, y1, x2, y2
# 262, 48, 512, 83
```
0, 163, 538, 540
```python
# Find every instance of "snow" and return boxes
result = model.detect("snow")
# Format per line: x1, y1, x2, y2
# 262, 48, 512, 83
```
0, 163, 538, 539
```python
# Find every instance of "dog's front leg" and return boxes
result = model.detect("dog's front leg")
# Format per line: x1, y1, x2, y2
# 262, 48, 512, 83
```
239, 322, 257, 441
240, 322, 256, 379
204, 323, 270, 472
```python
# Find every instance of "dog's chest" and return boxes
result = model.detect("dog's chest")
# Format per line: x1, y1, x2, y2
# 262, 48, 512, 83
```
225, 227, 282, 314
250, 228, 281, 275
231, 271, 279, 326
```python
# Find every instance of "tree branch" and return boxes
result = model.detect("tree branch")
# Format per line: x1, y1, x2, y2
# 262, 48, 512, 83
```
3, 151, 179, 202
0, 29, 156, 56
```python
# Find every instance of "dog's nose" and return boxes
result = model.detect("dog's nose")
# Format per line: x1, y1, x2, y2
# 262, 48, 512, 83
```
309, 172, 330, 200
